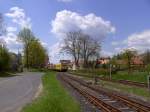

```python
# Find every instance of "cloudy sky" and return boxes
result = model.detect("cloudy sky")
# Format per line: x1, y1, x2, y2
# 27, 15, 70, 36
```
0, 0, 150, 63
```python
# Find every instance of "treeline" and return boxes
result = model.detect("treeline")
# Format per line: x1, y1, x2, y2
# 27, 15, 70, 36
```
0, 13, 48, 72
110, 49, 150, 73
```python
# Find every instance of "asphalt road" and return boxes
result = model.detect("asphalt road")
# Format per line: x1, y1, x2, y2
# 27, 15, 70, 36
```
0, 72, 43, 112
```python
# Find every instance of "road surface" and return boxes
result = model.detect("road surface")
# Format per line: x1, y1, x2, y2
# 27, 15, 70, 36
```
0, 72, 43, 112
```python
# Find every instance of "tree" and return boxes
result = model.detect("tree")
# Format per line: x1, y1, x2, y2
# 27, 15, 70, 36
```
143, 49, 150, 65
0, 44, 10, 71
79, 34, 100, 67
122, 49, 137, 74
28, 39, 48, 68
62, 31, 100, 68
18, 28, 35, 69
62, 31, 82, 67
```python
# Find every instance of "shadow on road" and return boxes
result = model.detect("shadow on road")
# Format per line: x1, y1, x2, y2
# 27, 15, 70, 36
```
0, 72, 19, 78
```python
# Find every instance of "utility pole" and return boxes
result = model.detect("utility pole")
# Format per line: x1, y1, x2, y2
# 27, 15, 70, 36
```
110, 64, 112, 79
148, 75, 150, 91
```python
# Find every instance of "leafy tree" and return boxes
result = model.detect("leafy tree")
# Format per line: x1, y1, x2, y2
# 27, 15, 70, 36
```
18, 28, 35, 69
143, 49, 150, 65
121, 49, 137, 74
0, 45, 10, 71
28, 39, 47, 68
18, 28, 48, 69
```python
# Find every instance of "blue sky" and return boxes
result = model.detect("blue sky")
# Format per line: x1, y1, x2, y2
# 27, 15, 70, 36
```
0, 0, 150, 63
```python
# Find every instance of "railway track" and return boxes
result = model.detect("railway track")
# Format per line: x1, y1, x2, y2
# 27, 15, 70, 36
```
60, 73, 150, 112
69, 72, 148, 88
59, 74, 122, 112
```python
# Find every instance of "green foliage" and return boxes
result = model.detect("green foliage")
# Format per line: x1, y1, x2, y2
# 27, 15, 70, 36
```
22, 72, 81, 112
18, 28, 48, 69
0, 45, 10, 71
142, 49, 150, 65
28, 39, 47, 68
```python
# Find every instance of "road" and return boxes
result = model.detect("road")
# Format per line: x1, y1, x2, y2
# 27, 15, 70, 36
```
0, 72, 43, 112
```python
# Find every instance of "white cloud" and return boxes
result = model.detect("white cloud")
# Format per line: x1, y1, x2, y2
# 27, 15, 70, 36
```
0, 33, 22, 53
51, 10, 115, 40
125, 30, 150, 52
1, 7, 32, 53
5, 7, 31, 29
112, 41, 119, 46
49, 41, 72, 63
7, 26, 17, 32
101, 50, 113, 57
50, 10, 115, 61
58, 0, 72, 2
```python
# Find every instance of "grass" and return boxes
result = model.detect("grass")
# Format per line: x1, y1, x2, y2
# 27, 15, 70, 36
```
22, 71, 81, 112
69, 70, 149, 83
80, 76, 150, 101
111, 71, 149, 83
100, 80, 150, 101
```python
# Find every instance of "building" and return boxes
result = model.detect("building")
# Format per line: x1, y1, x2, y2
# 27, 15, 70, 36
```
97, 57, 110, 65
131, 56, 144, 65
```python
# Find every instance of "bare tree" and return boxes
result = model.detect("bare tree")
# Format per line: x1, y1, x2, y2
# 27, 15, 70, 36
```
80, 34, 100, 67
62, 31, 100, 68
62, 31, 81, 67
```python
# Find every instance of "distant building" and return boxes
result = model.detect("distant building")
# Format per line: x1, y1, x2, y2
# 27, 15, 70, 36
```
131, 56, 144, 65
97, 57, 110, 65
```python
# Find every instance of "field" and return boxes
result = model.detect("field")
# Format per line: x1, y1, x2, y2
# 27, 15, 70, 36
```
22, 71, 81, 112
70, 69, 149, 83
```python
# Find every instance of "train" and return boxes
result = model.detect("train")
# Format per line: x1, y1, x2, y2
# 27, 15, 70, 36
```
54, 63, 68, 72
47, 60, 71, 72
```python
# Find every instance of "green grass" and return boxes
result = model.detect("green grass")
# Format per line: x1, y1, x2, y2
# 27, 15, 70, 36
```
100, 80, 150, 100
22, 71, 81, 112
69, 70, 149, 83
111, 71, 149, 83
80, 76, 150, 101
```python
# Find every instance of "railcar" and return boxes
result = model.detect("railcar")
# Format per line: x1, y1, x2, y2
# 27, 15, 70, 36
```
54, 63, 68, 72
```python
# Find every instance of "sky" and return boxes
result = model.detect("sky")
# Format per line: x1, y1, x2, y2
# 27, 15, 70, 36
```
0, 0, 150, 63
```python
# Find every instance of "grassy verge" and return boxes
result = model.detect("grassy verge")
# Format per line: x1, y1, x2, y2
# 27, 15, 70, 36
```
69, 70, 149, 83
22, 71, 81, 112
100, 80, 150, 101
80, 76, 150, 101
111, 71, 148, 83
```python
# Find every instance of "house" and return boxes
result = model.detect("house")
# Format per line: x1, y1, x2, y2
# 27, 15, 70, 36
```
131, 56, 144, 65
97, 57, 110, 65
